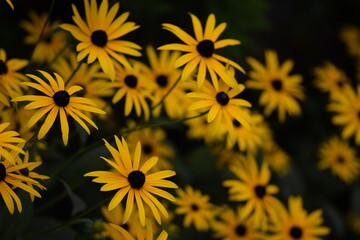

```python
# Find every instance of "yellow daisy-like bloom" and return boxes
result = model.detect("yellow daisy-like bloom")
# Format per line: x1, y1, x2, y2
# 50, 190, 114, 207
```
246, 50, 305, 122
0, 122, 25, 164
269, 196, 330, 240
84, 136, 178, 226
159, 13, 245, 90
111, 219, 168, 240
61, 0, 141, 80
0, 48, 28, 106
175, 185, 217, 231
52, 51, 114, 111
212, 206, 265, 240
327, 85, 360, 145
0, 157, 44, 214
112, 61, 153, 120
317, 137, 360, 184
340, 26, 360, 58
187, 77, 252, 141
313, 61, 350, 97
12, 70, 106, 145
144, 46, 186, 119
223, 154, 285, 231
94, 204, 145, 240
20, 10, 67, 63
226, 111, 269, 154
5, 0, 14, 10
125, 124, 174, 172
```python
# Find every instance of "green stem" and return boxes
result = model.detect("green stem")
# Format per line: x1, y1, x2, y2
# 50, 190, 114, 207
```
151, 77, 181, 111
22, 196, 112, 240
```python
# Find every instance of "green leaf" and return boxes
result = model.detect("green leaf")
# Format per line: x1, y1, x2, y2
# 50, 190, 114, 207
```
59, 178, 87, 216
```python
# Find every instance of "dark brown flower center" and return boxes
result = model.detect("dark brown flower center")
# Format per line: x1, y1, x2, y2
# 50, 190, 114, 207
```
91, 30, 108, 47
289, 226, 303, 239
235, 224, 247, 236
20, 168, 29, 177
124, 75, 138, 88
233, 119, 241, 128
156, 74, 168, 88
337, 156, 345, 164
128, 170, 145, 189
216, 91, 230, 105
337, 80, 344, 88
53, 90, 70, 107
142, 144, 153, 155
0, 60, 8, 75
0, 163, 6, 181
271, 79, 283, 91
191, 203, 199, 211
254, 185, 266, 198
197, 40, 214, 58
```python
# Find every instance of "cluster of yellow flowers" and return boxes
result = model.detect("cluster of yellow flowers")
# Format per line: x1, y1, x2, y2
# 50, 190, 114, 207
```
1, 0, 360, 239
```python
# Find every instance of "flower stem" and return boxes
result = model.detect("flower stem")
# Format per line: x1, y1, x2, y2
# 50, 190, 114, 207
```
150, 77, 181, 111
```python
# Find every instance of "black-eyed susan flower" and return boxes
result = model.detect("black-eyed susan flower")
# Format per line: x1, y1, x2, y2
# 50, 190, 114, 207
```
212, 206, 265, 240
52, 51, 114, 111
111, 219, 168, 240
12, 70, 106, 145
328, 85, 360, 145
125, 124, 174, 171
268, 196, 330, 240
246, 50, 305, 122
223, 154, 285, 231
20, 10, 67, 63
84, 136, 178, 226
112, 61, 153, 120
159, 13, 245, 90
187, 76, 252, 141
0, 156, 44, 214
313, 61, 350, 97
317, 136, 360, 184
226, 111, 269, 154
0, 48, 28, 106
144, 46, 186, 119
61, 0, 141, 80
0, 122, 25, 164
175, 185, 217, 231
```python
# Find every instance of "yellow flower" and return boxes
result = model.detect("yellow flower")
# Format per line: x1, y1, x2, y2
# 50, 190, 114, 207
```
212, 206, 265, 240
317, 136, 360, 184
20, 10, 67, 63
61, 0, 141, 80
112, 61, 153, 120
328, 85, 360, 145
159, 13, 245, 90
340, 25, 360, 58
313, 61, 350, 97
187, 76, 252, 141
246, 50, 305, 122
268, 196, 330, 240
84, 136, 178, 226
223, 154, 285, 231
12, 70, 106, 145
52, 50, 114, 111
5, 0, 14, 10
0, 122, 25, 164
175, 185, 217, 231
0, 48, 28, 106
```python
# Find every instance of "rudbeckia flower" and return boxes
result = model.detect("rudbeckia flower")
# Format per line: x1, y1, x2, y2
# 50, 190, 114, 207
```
159, 13, 245, 90
61, 0, 141, 80
12, 70, 106, 145
0, 122, 25, 164
84, 136, 178, 226
246, 50, 305, 122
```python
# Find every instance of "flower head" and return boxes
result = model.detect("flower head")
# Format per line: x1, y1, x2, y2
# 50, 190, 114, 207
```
0, 122, 25, 164
61, 0, 141, 80
12, 70, 106, 145
159, 13, 245, 90
85, 136, 178, 226
246, 50, 305, 122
